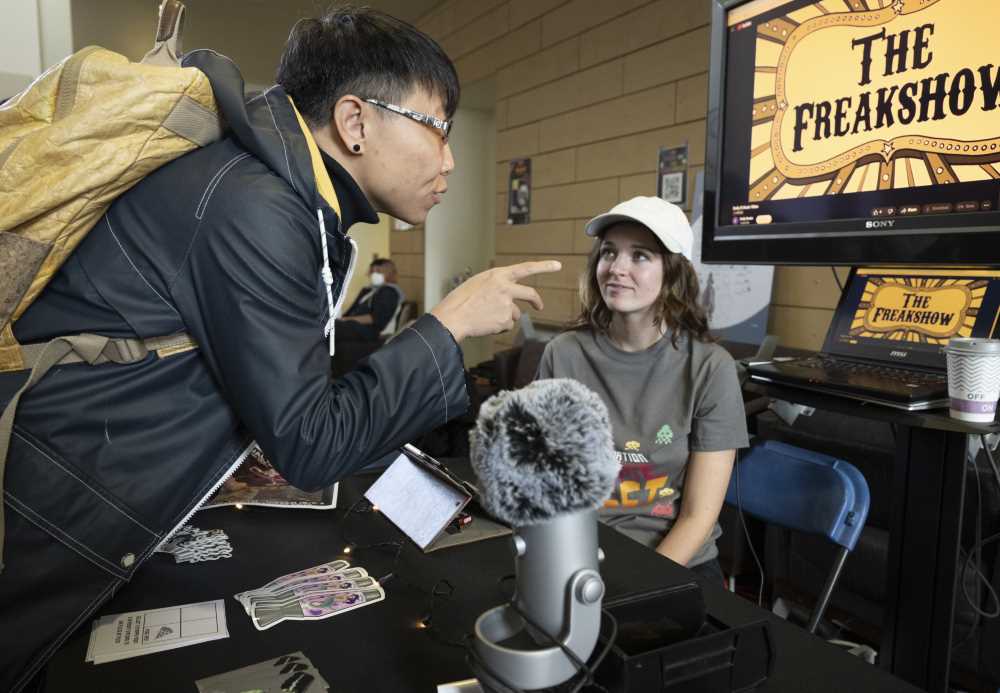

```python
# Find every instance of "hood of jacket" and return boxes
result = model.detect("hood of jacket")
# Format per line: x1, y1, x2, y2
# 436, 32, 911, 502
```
182, 49, 342, 224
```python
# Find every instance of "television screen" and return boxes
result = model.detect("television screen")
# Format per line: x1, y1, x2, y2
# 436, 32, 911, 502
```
703, 0, 1000, 265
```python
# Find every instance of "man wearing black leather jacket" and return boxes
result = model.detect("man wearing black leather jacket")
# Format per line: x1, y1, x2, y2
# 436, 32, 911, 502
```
0, 8, 559, 691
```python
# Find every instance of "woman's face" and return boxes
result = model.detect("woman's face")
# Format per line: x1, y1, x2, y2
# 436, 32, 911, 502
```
596, 223, 665, 318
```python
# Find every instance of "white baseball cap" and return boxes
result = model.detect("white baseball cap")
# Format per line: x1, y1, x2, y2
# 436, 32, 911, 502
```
584, 196, 693, 260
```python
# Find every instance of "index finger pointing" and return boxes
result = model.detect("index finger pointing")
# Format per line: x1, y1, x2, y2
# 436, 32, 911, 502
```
504, 260, 562, 281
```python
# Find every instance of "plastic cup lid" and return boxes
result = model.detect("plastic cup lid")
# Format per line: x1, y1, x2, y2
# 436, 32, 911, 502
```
945, 338, 1000, 355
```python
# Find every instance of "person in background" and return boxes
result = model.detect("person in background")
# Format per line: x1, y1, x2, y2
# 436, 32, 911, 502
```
339, 258, 405, 340
536, 196, 748, 582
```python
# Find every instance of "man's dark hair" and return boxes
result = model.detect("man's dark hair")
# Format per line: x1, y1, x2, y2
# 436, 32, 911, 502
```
370, 257, 397, 272
277, 6, 460, 127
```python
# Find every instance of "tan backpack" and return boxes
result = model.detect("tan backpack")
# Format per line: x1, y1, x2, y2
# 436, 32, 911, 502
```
0, 0, 220, 570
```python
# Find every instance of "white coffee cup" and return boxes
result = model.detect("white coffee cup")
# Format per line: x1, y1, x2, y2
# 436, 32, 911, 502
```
944, 338, 1000, 423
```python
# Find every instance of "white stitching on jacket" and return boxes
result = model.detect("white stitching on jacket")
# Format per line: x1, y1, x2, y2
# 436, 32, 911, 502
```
13, 431, 159, 538
104, 216, 181, 318
195, 152, 252, 220
4, 494, 123, 578
406, 325, 449, 424
264, 91, 297, 194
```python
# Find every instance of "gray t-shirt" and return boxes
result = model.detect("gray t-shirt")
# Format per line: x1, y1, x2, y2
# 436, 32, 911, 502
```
537, 329, 749, 566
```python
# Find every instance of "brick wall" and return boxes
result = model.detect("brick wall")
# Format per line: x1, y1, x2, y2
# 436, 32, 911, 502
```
404, 0, 840, 352
390, 226, 425, 313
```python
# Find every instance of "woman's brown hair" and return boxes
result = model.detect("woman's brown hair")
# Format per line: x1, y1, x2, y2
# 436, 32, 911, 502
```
573, 226, 714, 347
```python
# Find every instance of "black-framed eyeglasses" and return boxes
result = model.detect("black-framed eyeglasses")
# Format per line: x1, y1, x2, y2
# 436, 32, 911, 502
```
364, 99, 452, 142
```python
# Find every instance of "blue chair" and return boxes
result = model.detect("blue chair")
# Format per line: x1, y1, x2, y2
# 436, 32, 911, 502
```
725, 440, 871, 634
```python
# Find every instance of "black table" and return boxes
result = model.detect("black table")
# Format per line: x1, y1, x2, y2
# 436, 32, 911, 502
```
745, 380, 1000, 693
44, 468, 922, 693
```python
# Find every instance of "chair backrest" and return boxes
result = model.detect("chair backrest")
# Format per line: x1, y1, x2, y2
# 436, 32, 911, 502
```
725, 440, 870, 552
376, 287, 407, 337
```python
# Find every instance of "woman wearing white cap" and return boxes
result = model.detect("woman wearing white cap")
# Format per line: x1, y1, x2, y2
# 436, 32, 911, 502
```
536, 196, 749, 582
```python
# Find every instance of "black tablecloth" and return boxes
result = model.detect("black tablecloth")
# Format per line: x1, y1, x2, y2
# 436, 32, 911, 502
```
43, 467, 921, 693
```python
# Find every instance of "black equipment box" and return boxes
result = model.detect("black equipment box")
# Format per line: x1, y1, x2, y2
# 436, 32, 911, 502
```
594, 585, 774, 692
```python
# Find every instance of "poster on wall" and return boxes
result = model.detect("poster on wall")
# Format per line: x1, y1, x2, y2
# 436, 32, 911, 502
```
657, 144, 688, 205
507, 158, 531, 225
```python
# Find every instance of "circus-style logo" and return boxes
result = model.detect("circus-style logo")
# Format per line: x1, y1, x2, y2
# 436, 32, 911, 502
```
749, 0, 1000, 201
852, 274, 987, 343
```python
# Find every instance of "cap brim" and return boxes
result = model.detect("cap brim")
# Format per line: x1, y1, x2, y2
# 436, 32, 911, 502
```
584, 213, 638, 237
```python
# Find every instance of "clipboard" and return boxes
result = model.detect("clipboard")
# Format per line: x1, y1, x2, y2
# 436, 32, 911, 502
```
364, 444, 509, 552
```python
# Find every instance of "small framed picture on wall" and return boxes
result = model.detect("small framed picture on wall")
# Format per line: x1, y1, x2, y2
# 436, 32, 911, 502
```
657, 144, 688, 206
507, 158, 531, 225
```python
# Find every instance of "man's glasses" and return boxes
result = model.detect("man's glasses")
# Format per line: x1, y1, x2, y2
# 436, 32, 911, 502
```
364, 99, 452, 143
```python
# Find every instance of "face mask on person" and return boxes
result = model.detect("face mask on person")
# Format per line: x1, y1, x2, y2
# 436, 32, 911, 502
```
370, 272, 386, 287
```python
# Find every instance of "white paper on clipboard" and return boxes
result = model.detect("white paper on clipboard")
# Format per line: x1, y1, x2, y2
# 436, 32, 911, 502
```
364, 447, 471, 550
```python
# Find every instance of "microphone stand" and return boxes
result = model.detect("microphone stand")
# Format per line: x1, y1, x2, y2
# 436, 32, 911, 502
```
472, 509, 605, 691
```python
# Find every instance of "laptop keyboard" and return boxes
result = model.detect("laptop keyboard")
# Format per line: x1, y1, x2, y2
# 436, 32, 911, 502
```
794, 356, 947, 386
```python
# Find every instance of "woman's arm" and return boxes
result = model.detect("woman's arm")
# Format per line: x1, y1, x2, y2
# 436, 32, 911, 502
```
655, 449, 735, 566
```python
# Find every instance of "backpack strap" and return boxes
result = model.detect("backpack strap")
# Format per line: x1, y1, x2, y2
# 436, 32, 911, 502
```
0, 331, 197, 572
141, 0, 186, 67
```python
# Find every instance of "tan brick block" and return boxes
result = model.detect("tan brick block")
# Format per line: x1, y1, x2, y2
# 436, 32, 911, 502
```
454, 0, 509, 31
532, 179, 620, 220
420, 0, 508, 41
528, 287, 577, 324
507, 60, 622, 127
497, 161, 509, 193
494, 220, 575, 255
441, 5, 509, 60
496, 122, 540, 160
394, 253, 424, 278
496, 98, 509, 130
397, 276, 424, 306
509, 0, 571, 29
624, 26, 710, 93
676, 72, 709, 123
579, 0, 710, 68
619, 172, 657, 200
389, 227, 424, 254
541, 0, 649, 47
494, 332, 516, 350
493, 253, 587, 291
768, 305, 834, 351
539, 83, 676, 152
455, 20, 541, 85
772, 266, 844, 309
497, 37, 579, 99
576, 120, 707, 180
416, 7, 448, 40
532, 149, 576, 187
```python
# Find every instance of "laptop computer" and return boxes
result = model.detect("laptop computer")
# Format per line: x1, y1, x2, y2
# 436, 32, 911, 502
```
748, 267, 1000, 410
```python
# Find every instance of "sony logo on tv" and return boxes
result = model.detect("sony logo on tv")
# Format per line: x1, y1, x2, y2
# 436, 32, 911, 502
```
866, 220, 896, 229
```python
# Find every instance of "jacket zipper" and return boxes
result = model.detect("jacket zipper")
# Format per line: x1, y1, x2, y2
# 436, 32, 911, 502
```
153, 441, 256, 554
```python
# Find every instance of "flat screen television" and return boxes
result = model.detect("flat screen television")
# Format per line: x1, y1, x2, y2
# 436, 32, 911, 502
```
703, 0, 1000, 266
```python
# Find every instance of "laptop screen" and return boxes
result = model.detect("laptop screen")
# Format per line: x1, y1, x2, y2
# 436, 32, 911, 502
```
822, 268, 1000, 370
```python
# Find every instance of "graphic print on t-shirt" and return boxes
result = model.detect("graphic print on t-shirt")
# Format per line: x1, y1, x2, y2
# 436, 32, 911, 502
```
605, 438, 677, 518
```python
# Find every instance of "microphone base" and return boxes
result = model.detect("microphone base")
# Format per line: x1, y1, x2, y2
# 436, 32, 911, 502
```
473, 569, 603, 691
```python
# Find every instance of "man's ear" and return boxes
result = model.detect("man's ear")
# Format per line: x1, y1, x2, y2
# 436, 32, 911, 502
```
332, 95, 367, 151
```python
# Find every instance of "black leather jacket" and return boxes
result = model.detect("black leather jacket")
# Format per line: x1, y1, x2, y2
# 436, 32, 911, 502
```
0, 51, 468, 691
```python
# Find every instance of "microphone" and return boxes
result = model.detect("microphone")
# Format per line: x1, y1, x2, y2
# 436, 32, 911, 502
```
469, 378, 618, 690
